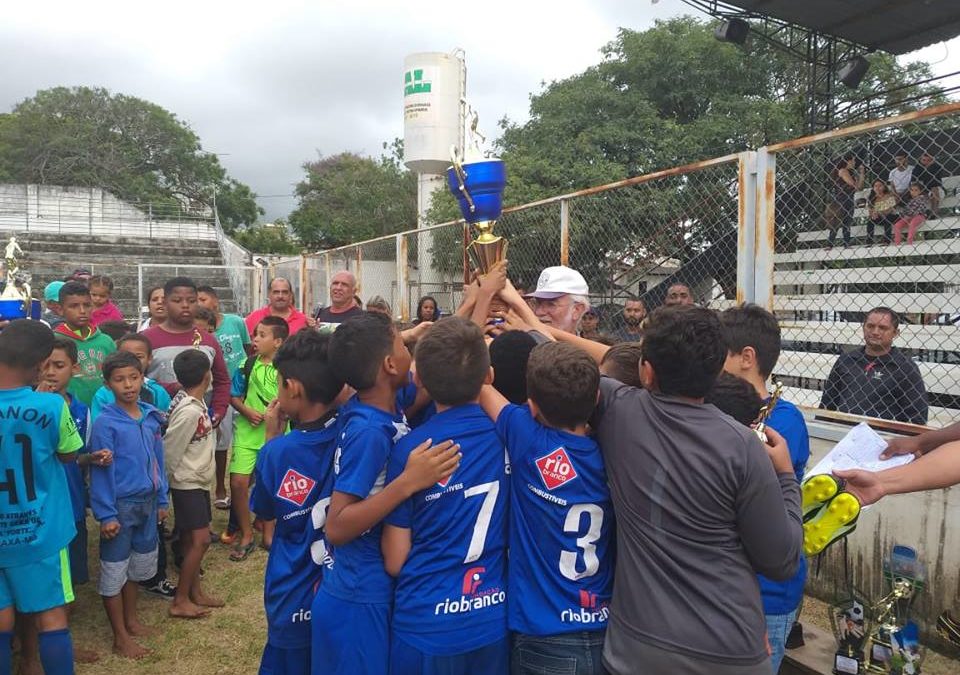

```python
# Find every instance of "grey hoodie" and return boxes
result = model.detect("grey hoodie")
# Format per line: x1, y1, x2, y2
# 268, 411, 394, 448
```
163, 391, 215, 490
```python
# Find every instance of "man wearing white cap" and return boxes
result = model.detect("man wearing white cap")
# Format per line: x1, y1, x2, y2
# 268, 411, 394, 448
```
525, 266, 590, 334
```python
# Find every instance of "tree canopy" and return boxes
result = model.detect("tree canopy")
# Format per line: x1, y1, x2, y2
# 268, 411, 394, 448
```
288, 146, 416, 250
0, 86, 262, 229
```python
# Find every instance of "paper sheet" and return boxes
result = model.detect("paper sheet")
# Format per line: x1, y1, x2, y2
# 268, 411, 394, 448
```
806, 422, 915, 478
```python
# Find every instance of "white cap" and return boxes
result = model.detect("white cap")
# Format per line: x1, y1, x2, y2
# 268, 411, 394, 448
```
525, 266, 589, 299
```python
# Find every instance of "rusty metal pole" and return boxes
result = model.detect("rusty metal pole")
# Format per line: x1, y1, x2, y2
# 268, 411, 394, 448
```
737, 152, 758, 306
397, 233, 409, 323
559, 199, 570, 267
754, 148, 777, 311
355, 246, 364, 299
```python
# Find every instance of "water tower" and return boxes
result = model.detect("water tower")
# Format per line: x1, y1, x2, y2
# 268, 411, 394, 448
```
402, 50, 466, 303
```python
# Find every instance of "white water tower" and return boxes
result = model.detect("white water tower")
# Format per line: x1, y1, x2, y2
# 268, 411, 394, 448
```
403, 50, 466, 303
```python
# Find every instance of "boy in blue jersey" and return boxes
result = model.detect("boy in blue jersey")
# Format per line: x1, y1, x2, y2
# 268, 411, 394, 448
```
721, 304, 810, 674
311, 312, 461, 675
0, 320, 83, 675
479, 340, 615, 675
250, 330, 345, 675
89, 351, 169, 660
382, 317, 510, 674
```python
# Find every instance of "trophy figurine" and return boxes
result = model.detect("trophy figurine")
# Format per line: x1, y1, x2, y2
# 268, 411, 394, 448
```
830, 593, 870, 674
447, 110, 508, 312
864, 545, 925, 674
754, 379, 783, 443
0, 234, 37, 321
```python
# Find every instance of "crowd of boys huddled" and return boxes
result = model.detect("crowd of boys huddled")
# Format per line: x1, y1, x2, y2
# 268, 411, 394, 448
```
1, 263, 810, 675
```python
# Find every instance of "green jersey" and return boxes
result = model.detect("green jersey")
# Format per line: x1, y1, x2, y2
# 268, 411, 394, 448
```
215, 313, 251, 378
231, 356, 280, 451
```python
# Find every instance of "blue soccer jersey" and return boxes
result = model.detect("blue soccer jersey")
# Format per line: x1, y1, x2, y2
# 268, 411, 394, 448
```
318, 397, 408, 604
251, 415, 340, 649
0, 387, 83, 567
386, 404, 509, 656
495, 404, 614, 636
64, 395, 90, 523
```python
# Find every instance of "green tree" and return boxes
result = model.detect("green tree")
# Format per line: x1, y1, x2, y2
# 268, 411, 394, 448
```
0, 86, 262, 229
288, 149, 416, 250
231, 219, 301, 254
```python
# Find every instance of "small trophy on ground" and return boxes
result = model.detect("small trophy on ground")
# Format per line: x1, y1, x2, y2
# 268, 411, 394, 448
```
831, 591, 871, 674
864, 545, 925, 674
0, 234, 38, 320
446, 110, 508, 315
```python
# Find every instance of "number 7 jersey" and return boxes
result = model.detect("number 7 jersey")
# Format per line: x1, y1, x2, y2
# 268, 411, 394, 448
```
495, 403, 614, 636
385, 404, 509, 655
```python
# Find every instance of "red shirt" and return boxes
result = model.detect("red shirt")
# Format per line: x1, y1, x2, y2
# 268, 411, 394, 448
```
244, 306, 309, 337
90, 301, 124, 327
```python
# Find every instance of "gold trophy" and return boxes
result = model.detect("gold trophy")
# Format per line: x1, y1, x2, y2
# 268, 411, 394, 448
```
446, 111, 508, 311
754, 379, 784, 442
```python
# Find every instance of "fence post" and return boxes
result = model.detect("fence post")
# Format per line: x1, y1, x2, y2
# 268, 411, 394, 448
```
137, 265, 144, 323
737, 152, 758, 306
24, 185, 29, 231
754, 148, 776, 311
355, 245, 363, 297
299, 254, 308, 313
396, 233, 409, 323
559, 199, 570, 267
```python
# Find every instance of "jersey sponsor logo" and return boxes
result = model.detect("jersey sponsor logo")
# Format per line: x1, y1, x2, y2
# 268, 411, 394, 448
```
434, 565, 506, 616
559, 589, 609, 625
436, 471, 453, 489
276, 468, 316, 507
535, 447, 579, 490
462, 566, 485, 595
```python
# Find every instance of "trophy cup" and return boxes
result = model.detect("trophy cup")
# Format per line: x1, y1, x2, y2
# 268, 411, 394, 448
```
0, 235, 39, 321
831, 592, 871, 674
863, 545, 925, 674
754, 379, 783, 443
446, 111, 508, 311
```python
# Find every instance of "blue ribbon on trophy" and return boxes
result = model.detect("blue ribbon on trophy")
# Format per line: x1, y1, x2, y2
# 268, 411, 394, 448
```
0, 235, 39, 321
446, 111, 508, 314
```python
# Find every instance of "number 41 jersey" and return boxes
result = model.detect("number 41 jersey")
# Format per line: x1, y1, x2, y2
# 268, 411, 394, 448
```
386, 403, 509, 655
495, 403, 614, 636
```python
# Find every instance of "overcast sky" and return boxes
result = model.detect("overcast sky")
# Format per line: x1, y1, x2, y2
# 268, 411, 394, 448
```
2, 0, 958, 222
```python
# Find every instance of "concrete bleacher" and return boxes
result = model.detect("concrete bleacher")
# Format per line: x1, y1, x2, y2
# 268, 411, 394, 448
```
771, 172, 960, 428
4, 230, 237, 320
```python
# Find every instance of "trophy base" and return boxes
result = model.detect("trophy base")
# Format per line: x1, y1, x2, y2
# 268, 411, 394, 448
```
0, 298, 29, 321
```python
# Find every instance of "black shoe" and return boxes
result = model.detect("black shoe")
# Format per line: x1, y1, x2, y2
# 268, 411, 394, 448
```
140, 578, 177, 599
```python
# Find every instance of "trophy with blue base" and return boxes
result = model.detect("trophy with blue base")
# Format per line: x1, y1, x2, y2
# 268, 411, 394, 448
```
446, 115, 508, 315
0, 235, 39, 321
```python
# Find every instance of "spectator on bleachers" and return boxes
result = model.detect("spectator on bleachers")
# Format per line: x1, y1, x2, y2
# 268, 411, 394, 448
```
820, 307, 928, 425
825, 155, 865, 249
867, 180, 897, 243
913, 151, 945, 217
893, 182, 931, 246
888, 151, 914, 201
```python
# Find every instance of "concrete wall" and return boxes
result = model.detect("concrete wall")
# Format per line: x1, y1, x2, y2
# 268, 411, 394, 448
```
0, 184, 215, 240
803, 420, 960, 649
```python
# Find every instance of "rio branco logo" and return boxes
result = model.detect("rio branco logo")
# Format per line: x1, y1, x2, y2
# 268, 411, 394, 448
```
434, 566, 505, 616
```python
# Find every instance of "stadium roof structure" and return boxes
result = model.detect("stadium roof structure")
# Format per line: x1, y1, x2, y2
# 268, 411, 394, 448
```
714, 0, 960, 55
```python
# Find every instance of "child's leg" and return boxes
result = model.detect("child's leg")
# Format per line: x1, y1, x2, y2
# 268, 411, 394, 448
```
230, 471, 254, 550
187, 531, 223, 608
893, 217, 908, 244
906, 214, 926, 244
14, 614, 41, 675
215, 450, 229, 502
170, 528, 210, 619
102, 584, 147, 659
262, 520, 275, 550
0, 605, 13, 675
34, 606, 72, 675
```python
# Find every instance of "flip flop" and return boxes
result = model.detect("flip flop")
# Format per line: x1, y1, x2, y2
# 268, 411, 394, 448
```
229, 540, 256, 562
802, 492, 861, 557
801, 474, 842, 521
214, 497, 231, 510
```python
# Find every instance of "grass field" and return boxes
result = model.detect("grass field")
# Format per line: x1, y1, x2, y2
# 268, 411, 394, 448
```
67, 509, 268, 675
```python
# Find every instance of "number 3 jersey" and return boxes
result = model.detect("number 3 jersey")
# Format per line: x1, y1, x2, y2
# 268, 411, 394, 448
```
386, 404, 509, 655
0, 387, 83, 567
250, 416, 340, 649
495, 403, 614, 636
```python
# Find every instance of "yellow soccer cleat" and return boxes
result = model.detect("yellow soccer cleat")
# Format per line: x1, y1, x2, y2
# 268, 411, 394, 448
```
801, 474, 842, 521
802, 492, 861, 557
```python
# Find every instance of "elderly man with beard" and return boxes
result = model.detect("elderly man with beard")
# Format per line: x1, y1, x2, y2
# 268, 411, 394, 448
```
522, 266, 591, 335
245, 277, 309, 337
612, 298, 646, 343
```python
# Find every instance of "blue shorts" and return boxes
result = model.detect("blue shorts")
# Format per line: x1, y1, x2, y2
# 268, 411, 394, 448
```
98, 495, 159, 597
0, 548, 74, 613
259, 644, 310, 675
68, 519, 89, 586
310, 587, 389, 675
390, 635, 509, 675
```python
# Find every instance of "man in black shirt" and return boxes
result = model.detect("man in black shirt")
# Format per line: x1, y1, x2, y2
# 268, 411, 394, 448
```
913, 151, 945, 216
820, 307, 928, 424
313, 270, 364, 325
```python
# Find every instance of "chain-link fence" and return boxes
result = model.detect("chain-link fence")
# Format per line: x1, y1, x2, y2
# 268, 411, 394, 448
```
241, 102, 960, 429
768, 103, 960, 428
